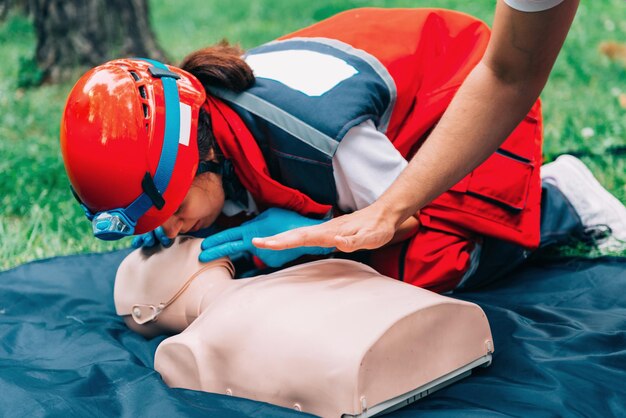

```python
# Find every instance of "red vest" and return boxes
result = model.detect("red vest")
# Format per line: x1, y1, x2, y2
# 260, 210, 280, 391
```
208, 8, 543, 249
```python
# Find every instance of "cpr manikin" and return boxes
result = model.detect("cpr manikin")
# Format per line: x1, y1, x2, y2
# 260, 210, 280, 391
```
115, 238, 494, 417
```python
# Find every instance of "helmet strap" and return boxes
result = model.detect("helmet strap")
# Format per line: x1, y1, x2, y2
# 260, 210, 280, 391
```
196, 160, 223, 175
141, 172, 166, 210
86, 58, 183, 240
221, 160, 248, 208
195, 159, 248, 208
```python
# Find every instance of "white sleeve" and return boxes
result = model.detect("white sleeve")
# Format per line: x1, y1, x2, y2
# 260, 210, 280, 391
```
332, 120, 407, 212
503, 0, 564, 12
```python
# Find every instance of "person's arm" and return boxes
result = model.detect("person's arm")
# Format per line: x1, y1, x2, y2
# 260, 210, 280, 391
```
252, 0, 579, 252
389, 214, 420, 244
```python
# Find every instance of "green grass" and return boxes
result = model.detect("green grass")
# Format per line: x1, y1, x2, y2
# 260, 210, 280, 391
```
0, 0, 625, 271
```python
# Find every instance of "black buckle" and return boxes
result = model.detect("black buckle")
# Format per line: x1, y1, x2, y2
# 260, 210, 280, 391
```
141, 172, 166, 210
148, 65, 181, 80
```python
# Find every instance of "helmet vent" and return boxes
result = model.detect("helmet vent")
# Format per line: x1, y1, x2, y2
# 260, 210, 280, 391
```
138, 85, 147, 99
129, 71, 141, 81
142, 103, 149, 118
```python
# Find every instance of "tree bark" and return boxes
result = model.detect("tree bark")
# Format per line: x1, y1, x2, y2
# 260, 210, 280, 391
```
1, 0, 32, 21
30, 0, 167, 83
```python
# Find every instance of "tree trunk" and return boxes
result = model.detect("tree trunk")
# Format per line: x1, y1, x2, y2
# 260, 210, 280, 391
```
30, 0, 167, 83
1, 0, 32, 21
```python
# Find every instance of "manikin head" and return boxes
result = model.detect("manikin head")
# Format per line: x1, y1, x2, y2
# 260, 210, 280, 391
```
114, 236, 235, 338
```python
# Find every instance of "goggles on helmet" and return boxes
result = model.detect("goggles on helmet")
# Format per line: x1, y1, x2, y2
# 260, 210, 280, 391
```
73, 59, 184, 241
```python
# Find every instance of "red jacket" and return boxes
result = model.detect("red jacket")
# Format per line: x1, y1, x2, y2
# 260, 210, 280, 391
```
207, 7, 543, 250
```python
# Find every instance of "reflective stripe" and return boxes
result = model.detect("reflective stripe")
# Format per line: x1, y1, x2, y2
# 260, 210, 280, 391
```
178, 103, 192, 146
208, 86, 339, 158
265, 37, 397, 133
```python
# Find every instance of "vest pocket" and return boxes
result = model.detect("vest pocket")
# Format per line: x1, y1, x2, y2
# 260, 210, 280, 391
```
449, 113, 538, 211
465, 151, 534, 211
499, 114, 538, 163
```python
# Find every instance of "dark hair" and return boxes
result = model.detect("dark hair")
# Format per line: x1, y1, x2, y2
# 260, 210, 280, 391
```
180, 40, 255, 93
180, 41, 255, 161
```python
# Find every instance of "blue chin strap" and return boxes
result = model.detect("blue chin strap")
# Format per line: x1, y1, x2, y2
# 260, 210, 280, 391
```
78, 59, 183, 241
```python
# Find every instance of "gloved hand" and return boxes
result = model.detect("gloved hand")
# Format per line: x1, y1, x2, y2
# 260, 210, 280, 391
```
131, 226, 172, 249
199, 208, 334, 267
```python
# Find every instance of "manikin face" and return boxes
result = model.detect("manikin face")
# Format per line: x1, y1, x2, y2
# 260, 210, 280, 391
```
161, 171, 225, 239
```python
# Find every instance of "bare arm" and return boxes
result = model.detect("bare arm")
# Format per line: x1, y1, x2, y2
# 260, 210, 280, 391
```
376, 0, 579, 226
253, 0, 579, 252
389, 214, 421, 245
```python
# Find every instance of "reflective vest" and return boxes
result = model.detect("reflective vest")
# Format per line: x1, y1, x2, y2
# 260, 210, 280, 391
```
207, 7, 543, 249
209, 37, 394, 205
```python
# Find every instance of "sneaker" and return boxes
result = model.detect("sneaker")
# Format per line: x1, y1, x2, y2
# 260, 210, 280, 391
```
541, 155, 626, 252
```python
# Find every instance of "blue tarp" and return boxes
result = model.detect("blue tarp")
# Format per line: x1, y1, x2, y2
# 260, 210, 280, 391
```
1, 250, 625, 417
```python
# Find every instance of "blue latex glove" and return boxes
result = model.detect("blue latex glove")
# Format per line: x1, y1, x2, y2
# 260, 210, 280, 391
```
131, 226, 172, 249
199, 208, 334, 267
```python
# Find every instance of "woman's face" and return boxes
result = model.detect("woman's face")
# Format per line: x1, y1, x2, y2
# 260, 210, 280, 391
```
161, 172, 225, 239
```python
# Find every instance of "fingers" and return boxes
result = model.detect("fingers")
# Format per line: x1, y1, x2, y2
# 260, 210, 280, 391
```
153, 227, 172, 247
199, 226, 251, 263
200, 227, 245, 251
132, 228, 174, 249
333, 235, 352, 252
253, 215, 397, 253
333, 224, 396, 252
131, 235, 145, 249
132, 232, 155, 248
252, 225, 335, 250
335, 234, 374, 253
198, 240, 247, 263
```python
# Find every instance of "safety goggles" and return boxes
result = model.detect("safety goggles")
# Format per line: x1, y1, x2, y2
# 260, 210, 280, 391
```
72, 59, 183, 241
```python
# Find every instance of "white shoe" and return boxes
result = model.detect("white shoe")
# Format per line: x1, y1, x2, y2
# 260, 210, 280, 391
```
541, 155, 626, 252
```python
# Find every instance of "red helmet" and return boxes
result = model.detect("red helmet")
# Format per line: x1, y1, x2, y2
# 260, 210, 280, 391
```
61, 58, 206, 239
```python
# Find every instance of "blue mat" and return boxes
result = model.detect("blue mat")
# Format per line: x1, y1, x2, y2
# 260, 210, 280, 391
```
1, 250, 625, 417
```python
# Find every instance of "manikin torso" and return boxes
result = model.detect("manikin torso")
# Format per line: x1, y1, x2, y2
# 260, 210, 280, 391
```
114, 237, 493, 417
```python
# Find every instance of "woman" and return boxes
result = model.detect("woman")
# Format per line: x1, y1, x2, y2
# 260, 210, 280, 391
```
61, 8, 624, 293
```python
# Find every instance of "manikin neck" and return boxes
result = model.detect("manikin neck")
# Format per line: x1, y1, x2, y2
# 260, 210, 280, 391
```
116, 253, 239, 337
180, 264, 241, 321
